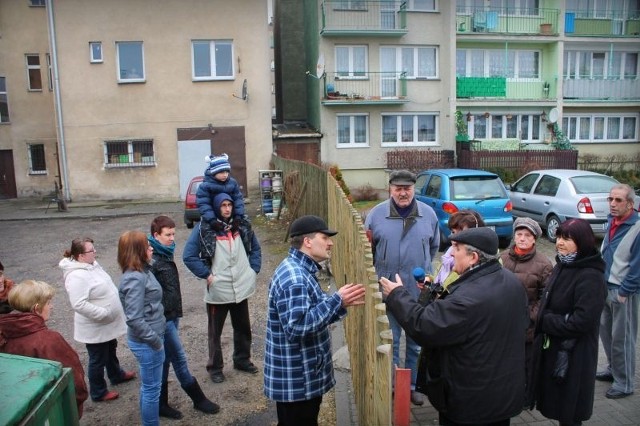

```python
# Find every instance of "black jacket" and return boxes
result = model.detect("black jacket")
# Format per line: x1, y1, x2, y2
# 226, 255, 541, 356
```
386, 260, 528, 424
529, 251, 606, 423
150, 252, 183, 320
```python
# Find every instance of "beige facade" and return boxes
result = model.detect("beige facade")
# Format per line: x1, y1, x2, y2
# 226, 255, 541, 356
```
1, 0, 274, 201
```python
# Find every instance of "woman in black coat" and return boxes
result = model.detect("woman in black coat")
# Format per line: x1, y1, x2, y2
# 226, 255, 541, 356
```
529, 219, 607, 426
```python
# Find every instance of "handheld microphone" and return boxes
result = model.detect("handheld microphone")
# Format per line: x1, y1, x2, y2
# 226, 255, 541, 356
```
412, 267, 426, 283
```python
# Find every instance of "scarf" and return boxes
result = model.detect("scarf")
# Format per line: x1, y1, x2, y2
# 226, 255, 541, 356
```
147, 235, 175, 259
557, 252, 578, 264
392, 198, 416, 219
514, 244, 535, 256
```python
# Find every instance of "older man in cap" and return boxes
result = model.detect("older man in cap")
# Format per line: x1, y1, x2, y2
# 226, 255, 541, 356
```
364, 169, 439, 405
264, 215, 366, 426
380, 227, 527, 425
500, 217, 553, 384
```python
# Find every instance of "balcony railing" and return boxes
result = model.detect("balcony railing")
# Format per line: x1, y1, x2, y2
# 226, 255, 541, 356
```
563, 78, 640, 101
321, 0, 407, 37
456, 6, 559, 36
456, 77, 556, 100
322, 72, 408, 105
564, 9, 640, 37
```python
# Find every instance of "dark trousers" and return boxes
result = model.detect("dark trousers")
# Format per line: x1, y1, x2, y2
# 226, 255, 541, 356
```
276, 396, 322, 426
205, 299, 252, 372
439, 414, 510, 426
86, 339, 125, 400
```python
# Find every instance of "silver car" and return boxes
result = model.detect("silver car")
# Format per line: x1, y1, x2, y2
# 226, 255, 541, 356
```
509, 169, 623, 242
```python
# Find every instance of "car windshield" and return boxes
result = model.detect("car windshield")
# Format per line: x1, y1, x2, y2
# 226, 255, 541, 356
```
570, 176, 618, 194
451, 177, 506, 200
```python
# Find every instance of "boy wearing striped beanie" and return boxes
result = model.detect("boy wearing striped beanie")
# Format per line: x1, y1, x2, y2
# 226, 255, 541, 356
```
196, 153, 246, 225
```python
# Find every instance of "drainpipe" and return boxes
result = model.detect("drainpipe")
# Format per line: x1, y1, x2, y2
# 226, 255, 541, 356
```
46, 0, 71, 202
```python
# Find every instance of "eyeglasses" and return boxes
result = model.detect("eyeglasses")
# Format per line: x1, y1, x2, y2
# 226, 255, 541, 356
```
83, 249, 96, 254
607, 197, 627, 203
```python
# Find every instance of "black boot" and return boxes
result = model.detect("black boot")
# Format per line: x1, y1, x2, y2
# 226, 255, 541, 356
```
159, 381, 183, 419
182, 377, 220, 414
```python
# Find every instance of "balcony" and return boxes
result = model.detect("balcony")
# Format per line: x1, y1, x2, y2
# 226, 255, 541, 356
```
563, 78, 640, 102
456, 6, 560, 36
564, 9, 640, 37
322, 72, 408, 105
321, 0, 407, 37
457, 77, 556, 101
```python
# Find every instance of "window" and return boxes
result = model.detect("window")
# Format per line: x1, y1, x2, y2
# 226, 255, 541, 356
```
408, 0, 437, 11
337, 114, 369, 147
334, 1, 366, 11
45, 54, 53, 91
25, 54, 42, 91
116, 42, 145, 82
192, 40, 234, 80
336, 46, 367, 78
28, 144, 46, 174
562, 114, 638, 142
382, 113, 438, 146
0, 77, 9, 123
468, 113, 542, 142
29, 0, 45, 6
90, 42, 103, 63
458, 49, 539, 79
381, 46, 438, 79
104, 139, 155, 167
564, 50, 639, 80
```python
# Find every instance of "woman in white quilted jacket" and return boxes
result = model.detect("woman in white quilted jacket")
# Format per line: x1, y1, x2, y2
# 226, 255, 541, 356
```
59, 237, 136, 402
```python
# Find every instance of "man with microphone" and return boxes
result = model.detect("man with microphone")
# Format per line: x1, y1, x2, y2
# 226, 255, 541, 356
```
365, 170, 439, 405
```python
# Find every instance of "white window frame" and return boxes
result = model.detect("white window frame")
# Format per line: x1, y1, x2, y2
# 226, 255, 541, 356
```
335, 45, 368, 79
25, 54, 42, 91
381, 113, 438, 146
90, 42, 103, 63
0, 76, 9, 123
116, 41, 145, 83
337, 114, 369, 147
562, 114, 639, 143
467, 113, 543, 142
457, 49, 540, 79
382, 46, 438, 79
191, 40, 234, 81
564, 50, 639, 80
27, 144, 47, 175
45, 54, 53, 91
408, 0, 437, 12
104, 139, 156, 168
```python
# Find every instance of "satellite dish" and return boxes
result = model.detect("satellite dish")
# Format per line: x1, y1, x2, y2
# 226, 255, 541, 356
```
306, 53, 325, 79
232, 79, 248, 101
548, 107, 559, 124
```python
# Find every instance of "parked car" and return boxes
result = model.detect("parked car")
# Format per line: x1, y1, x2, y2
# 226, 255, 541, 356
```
415, 169, 513, 250
183, 175, 203, 228
508, 169, 633, 242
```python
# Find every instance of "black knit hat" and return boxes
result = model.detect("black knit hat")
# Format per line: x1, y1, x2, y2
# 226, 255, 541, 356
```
289, 215, 337, 238
448, 227, 498, 255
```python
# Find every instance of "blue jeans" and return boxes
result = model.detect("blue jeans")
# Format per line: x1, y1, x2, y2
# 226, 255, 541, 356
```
599, 289, 639, 393
128, 338, 165, 426
163, 318, 194, 387
86, 339, 126, 401
388, 310, 420, 388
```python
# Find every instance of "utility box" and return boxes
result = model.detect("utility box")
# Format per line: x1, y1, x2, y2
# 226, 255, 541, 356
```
0, 353, 79, 426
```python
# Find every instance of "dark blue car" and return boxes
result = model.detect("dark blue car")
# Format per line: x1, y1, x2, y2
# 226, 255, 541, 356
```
415, 168, 513, 250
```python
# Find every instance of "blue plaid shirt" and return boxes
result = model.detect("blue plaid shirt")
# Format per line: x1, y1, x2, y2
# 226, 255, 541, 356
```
264, 247, 347, 402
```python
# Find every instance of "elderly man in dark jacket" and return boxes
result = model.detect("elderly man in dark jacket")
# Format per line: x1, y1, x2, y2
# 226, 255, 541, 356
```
380, 227, 528, 426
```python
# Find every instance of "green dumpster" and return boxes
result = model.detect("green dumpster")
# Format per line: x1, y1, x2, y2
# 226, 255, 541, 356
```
0, 353, 79, 426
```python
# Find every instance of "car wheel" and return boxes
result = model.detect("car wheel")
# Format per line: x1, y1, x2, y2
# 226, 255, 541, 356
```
498, 237, 511, 249
546, 215, 560, 243
186, 221, 194, 229
439, 229, 449, 252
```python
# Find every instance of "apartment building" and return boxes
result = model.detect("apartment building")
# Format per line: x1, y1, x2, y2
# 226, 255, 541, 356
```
284, 0, 639, 190
0, 0, 274, 200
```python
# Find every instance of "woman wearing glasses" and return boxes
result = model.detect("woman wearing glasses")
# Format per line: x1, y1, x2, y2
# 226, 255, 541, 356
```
118, 231, 166, 426
59, 238, 136, 403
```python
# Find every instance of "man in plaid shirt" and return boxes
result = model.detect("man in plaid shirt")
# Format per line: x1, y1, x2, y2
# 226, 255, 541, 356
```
264, 215, 365, 426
